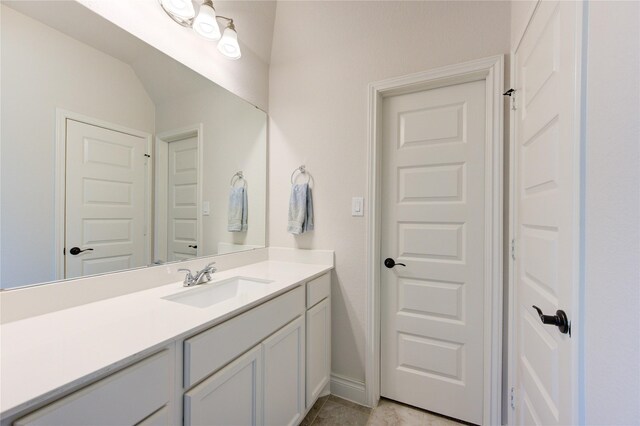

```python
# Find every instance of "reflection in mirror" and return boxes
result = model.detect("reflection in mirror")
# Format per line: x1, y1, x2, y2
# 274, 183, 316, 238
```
0, 1, 267, 289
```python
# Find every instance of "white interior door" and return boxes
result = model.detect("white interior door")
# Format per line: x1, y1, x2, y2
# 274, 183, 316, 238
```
380, 79, 486, 424
511, 1, 581, 425
65, 119, 148, 279
167, 136, 198, 261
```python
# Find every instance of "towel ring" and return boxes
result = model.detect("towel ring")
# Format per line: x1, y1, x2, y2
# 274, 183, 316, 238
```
230, 171, 246, 188
291, 165, 312, 185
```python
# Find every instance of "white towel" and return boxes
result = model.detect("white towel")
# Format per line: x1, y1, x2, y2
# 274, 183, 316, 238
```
288, 183, 314, 234
228, 186, 248, 232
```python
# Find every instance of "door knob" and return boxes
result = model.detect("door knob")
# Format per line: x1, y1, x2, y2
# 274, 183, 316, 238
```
188, 245, 198, 249
532, 305, 571, 335
69, 247, 93, 255
384, 258, 406, 268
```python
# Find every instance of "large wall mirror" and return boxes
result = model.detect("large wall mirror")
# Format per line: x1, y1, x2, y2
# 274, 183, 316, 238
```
0, 1, 267, 290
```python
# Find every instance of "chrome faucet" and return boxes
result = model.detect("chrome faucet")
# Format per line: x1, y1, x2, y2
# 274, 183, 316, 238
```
178, 262, 217, 287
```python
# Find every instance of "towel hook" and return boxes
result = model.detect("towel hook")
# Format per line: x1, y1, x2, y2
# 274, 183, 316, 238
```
230, 171, 246, 188
291, 165, 312, 185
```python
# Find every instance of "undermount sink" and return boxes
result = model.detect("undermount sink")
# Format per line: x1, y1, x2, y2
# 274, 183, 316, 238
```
162, 276, 273, 308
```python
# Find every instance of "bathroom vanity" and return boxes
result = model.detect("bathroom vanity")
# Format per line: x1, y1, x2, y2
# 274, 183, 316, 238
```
0, 249, 333, 426
0, 3, 332, 425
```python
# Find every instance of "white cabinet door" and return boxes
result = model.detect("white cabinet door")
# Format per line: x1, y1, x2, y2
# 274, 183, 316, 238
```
184, 345, 263, 426
306, 298, 331, 408
263, 316, 305, 426
136, 406, 170, 426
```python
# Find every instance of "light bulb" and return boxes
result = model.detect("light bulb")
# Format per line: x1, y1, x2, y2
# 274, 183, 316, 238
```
161, 0, 195, 19
217, 26, 241, 60
193, 3, 221, 40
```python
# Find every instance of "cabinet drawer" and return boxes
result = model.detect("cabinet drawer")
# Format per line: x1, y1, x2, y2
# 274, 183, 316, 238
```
15, 350, 171, 426
306, 273, 330, 308
184, 286, 304, 388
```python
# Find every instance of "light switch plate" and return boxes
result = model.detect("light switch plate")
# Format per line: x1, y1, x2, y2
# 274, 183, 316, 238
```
352, 197, 364, 217
203, 201, 210, 216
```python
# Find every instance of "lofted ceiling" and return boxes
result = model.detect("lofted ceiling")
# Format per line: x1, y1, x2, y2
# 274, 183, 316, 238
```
2, 0, 277, 104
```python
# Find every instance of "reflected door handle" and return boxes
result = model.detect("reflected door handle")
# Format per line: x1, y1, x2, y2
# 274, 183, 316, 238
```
69, 247, 93, 255
188, 245, 197, 249
532, 305, 571, 335
384, 258, 406, 268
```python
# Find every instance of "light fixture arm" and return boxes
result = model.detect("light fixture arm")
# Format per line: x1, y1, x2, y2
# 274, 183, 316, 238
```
159, 0, 194, 28
216, 15, 235, 30
159, 1, 236, 30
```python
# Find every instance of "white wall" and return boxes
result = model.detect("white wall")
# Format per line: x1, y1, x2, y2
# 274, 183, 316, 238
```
268, 1, 511, 391
0, 5, 155, 288
583, 1, 640, 424
510, 0, 537, 51
77, 0, 271, 111
155, 86, 267, 257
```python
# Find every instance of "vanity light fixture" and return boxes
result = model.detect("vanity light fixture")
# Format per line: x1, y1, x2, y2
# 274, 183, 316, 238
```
159, 0, 241, 60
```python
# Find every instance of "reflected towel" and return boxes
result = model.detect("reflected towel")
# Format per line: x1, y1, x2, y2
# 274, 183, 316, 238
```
228, 186, 248, 232
288, 183, 314, 235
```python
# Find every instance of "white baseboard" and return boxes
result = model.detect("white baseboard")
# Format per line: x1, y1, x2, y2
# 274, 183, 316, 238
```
320, 380, 331, 397
330, 373, 368, 407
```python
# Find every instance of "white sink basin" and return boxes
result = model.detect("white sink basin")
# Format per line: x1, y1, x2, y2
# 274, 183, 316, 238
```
163, 276, 273, 308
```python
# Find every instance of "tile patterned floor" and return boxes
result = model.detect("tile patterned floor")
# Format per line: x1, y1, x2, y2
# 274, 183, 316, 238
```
301, 395, 466, 426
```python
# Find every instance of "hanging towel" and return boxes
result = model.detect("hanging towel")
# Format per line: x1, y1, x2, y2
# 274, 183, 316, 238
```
241, 186, 248, 232
288, 183, 314, 234
228, 186, 248, 232
303, 184, 314, 233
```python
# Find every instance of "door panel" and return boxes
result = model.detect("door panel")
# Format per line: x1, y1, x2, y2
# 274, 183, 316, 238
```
65, 119, 147, 279
512, 1, 581, 424
381, 79, 486, 424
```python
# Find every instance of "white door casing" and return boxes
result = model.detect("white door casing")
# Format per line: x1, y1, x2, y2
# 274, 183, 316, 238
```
366, 56, 504, 424
167, 136, 199, 261
509, 1, 583, 425
64, 119, 149, 279
380, 79, 486, 424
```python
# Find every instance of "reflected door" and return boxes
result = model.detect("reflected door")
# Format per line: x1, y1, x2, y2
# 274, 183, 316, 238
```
65, 119, 148, 279
167, 136, 199, 261
380, 79, 486, 424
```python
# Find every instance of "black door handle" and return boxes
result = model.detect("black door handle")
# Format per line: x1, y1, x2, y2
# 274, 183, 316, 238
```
384, 258, 406, 268
188, 245, 198, 249
69, 247, 94, 255
532, 305, 571, 335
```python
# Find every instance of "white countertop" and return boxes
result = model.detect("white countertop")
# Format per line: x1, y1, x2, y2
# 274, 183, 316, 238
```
0, 260, 332, 419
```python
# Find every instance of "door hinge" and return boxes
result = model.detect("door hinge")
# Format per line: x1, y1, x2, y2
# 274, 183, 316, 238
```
510, 386, 516, 410
511, 238, 516, 260
504, 88, 517, 110
144, 153, 151, 158
63, 247, 66, 255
